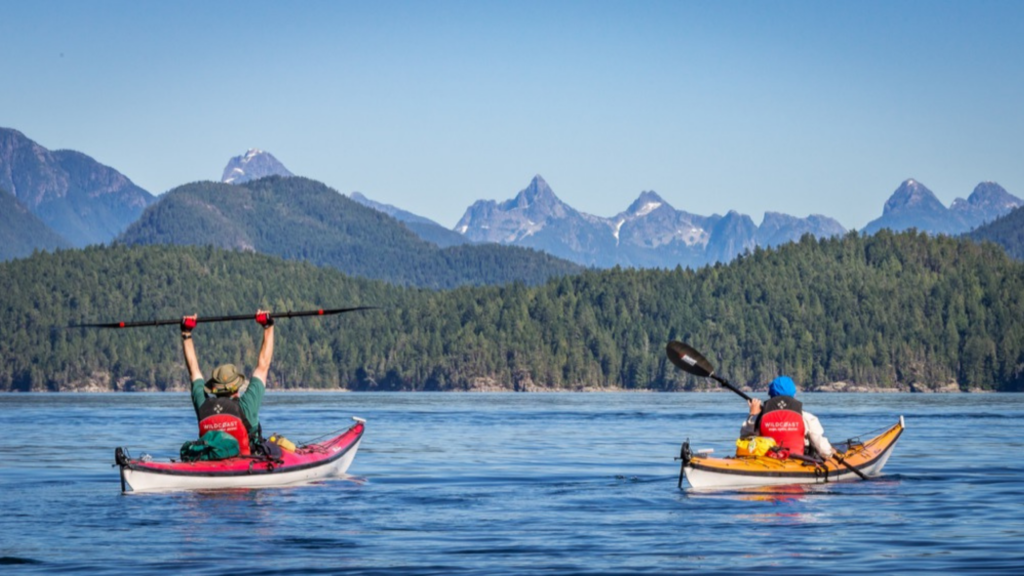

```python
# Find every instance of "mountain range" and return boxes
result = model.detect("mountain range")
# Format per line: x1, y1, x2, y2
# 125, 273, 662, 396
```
452, 176, 1024, 268
0, 127, 153, 248
453, 175, 847, 268
863, 179, 1021, 236
3, 128, 1022, 270
232, 149, 1023, 261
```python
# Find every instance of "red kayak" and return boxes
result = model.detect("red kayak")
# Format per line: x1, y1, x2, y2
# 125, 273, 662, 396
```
115, 417, 365, 493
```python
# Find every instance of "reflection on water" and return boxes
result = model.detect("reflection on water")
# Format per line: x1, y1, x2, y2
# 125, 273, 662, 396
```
739, 483, 815, 503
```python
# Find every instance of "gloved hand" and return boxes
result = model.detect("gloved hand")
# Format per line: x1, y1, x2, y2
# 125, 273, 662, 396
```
256, 310, 274, 327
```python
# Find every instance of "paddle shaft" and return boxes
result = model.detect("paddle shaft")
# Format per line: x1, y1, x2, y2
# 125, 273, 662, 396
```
710, 374, 753, 402
834, 454, 869, 480
69, 306, 377, 329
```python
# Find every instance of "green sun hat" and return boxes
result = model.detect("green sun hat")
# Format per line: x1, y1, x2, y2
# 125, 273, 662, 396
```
206, 364, 245, 395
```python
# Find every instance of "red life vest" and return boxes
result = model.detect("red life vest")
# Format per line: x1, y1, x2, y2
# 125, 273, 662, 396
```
758, 396, 805, 456
197, 397, 252, 456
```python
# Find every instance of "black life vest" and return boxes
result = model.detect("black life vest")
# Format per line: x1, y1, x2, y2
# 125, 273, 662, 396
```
758, 395, 805, 456
198, 396, 254, 456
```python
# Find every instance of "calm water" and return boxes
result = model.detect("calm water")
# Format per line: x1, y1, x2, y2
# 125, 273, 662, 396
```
1, 392, 1022, 574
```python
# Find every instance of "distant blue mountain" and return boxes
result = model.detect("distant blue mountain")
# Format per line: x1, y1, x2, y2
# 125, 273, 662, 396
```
863, 179, 1022, 236
221, 149, 294, 184
0, 127, 154, 247
0, 186, 71, 261
453, 176, 846, 268
756, 212, 847, 249
951, 182, 1023, 230
349, 192, 471, 248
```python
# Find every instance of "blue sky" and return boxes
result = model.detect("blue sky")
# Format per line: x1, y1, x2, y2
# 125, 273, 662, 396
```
2, 1, 1021, 230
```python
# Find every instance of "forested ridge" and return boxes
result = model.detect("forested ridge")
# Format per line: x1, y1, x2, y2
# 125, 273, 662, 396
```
2, 230, 1022, 392
118, 176, 582, 288
967, 205, 1024, 261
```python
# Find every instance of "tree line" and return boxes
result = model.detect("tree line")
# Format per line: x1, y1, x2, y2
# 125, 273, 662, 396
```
1, 229, 1021, 392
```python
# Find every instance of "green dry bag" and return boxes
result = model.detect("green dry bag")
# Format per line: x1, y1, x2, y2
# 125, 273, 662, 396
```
180, 430, 240, 462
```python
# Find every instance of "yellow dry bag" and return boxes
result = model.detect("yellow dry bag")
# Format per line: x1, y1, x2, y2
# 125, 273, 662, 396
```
735, 436, 776, 457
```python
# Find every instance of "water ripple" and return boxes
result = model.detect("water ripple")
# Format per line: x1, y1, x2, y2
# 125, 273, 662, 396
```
2, 392, 1022, 574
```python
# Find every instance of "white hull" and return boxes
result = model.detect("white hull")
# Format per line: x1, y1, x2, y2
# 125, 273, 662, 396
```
685, 449, 893, 490
121, 439, 361, 493
681, 417, 903, 491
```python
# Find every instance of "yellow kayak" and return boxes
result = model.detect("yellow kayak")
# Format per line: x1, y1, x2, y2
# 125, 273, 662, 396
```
678, 416, 905, 490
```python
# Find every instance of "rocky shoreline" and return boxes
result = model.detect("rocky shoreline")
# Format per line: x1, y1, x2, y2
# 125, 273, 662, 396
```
5, 366, 998, 393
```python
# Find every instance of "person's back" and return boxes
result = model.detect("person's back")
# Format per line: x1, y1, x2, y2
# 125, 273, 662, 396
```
192, 364, 261, 454
758, 392, 805, 455
740, 376, 833, 459
181, 310, 274, 455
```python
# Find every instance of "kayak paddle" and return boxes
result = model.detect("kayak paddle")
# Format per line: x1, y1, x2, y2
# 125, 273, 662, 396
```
665, 341, 752, 401
833, 453, 868, 480
69, 306, 378, 329
665, 340, 869, 480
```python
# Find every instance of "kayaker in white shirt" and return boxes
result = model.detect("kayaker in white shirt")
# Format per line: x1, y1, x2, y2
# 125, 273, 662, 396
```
740, 375, 834, 459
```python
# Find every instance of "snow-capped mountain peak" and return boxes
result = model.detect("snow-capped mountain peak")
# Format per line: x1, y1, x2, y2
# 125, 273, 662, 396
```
221, 149, 294, 184
624, 191, 667, 218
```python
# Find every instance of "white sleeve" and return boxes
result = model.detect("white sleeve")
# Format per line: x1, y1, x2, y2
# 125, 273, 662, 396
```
803, 411, 833, 458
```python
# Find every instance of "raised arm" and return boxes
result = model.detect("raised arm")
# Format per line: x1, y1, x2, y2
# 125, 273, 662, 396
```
181, 314, 203, 382
252, 309, 274, 383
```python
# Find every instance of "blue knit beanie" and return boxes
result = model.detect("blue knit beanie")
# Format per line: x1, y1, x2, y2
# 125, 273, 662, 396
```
768, 376, 796, 398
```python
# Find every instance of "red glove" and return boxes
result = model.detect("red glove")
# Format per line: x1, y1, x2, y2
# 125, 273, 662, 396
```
256, 311, 274, 327
181, 316, 197, 331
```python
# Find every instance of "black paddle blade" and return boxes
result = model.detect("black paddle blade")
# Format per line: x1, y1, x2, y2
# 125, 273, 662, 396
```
666, 341, 715, 378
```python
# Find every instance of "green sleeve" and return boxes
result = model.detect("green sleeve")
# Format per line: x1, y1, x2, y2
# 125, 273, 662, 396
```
240, 376, 265, 435
191, 378, 207, 417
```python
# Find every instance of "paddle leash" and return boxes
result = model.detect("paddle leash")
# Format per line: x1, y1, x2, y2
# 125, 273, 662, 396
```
69, 306, 378, 329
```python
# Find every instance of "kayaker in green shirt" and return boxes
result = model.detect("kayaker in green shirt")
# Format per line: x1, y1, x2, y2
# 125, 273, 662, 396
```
181, 310, 274, 455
